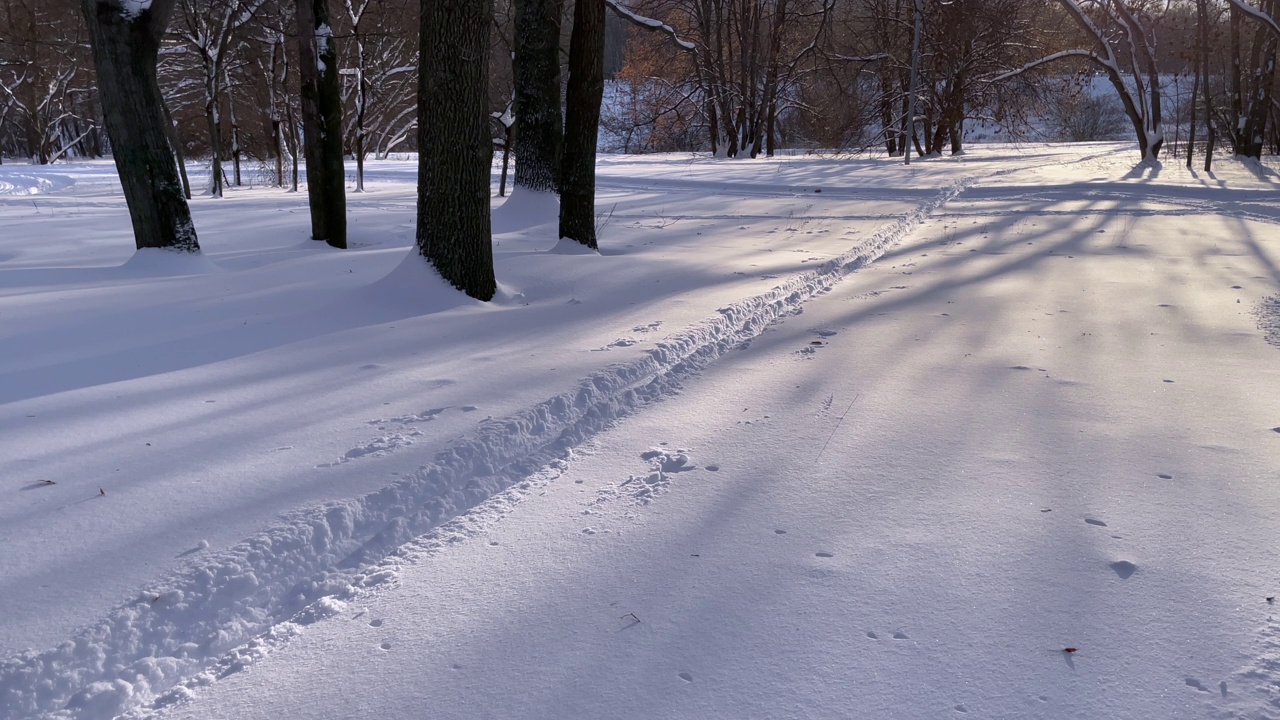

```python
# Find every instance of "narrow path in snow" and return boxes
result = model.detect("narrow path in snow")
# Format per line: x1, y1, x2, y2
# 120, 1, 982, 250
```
145, 154, 1280, 720
1, 162, 995, 718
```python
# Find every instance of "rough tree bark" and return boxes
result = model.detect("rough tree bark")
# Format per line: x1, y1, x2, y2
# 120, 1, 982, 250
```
513, 0, 564, 192
418, 0, 496, 301
558, 0, 605, 249
79, 0, 198, 251
297, 0, 346, 248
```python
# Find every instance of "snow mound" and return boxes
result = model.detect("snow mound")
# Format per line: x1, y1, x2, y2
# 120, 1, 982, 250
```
119, 248, 220, 277
0, 172, 73, 196
356, 249, 485, 313
547, 238, 599, 255
491, 189, 558, 234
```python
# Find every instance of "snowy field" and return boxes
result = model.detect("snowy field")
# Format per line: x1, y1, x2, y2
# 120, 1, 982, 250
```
2, 144, 1280, 719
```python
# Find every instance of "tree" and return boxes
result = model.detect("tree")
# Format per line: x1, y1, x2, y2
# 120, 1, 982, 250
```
994, 0, 1165, 161
418, 0, 496, 300
559, 0, 605, 248
80, 0, 199, 252
0, 0, 102, 164
513, 0, 563, 192
297, 0, 347, 248
174, 0, 265, 197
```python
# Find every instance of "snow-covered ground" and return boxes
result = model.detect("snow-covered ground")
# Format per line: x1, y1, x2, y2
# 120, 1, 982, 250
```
2, 144, 1280, 719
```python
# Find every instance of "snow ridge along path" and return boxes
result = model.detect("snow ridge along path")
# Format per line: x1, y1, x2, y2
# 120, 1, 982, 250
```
0, 178, 972, 720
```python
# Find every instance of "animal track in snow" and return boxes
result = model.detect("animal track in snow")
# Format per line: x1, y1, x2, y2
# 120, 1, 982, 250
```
599, 338, 640, 350
678, 672, 694, 683
380, 642, 392, 651
375, 407, 447, 425
368, 619, 383, 627
591, 448, 697, 506
1085, 518, 1108, 527
866, 631, 878, 639
775, 529, 787, 535
320, 406, 469, 467
632, 321, 663, 333
1157, 473, 1173, 479
1185, 678, 1210, 692
318, 433, 420, 467
815, 552, 834, 558
893, 631, 910, 640
1110, 560, 1138, 579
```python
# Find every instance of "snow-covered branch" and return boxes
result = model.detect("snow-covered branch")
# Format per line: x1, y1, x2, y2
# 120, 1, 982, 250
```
604, 0, 695, 51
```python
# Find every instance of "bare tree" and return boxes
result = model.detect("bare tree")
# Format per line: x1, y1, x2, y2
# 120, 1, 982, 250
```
418, 0, 496, 299
79, 0, 199, 251
174, 0, 265, 196
297, 0, 346, 248
559, 0, 605, 248
513, 0, 563, 192
995, 0, 1165, 160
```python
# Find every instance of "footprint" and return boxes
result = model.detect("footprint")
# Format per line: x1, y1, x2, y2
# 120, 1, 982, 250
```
678, 672, 694, 683
1037, 696, 1049, 703
775, 529, 787, 535
893, 631, 910, 640
1163, 379, 1175, 383
369, 619, 383, 628
1009, 365, 1032, 371
1085, 518, 1108, 527
705, 465, 720, 472
380, 642, 392, 651
1110, 560, 1138, 579
816, 552, 834, 558
954, 705, 969, 713
1186, 678, 1209, 692
582, 528, 598, 535
1157, 473, 1173, 479
867, 631, 879, 639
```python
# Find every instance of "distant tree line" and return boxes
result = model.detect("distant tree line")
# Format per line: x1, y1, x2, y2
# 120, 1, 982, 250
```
9, 0, 1280, 300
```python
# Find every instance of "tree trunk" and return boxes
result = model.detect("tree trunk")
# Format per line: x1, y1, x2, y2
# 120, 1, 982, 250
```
226, 67, 241, 186
79, 0, 198, 252
559, 0, 605, 249
513, 0, 564, 192
297, 0, 347, 248
204, 70, 224, 197
418, 0, 496, 301
161, 93, 192, 199
1201, 0, 1216, 171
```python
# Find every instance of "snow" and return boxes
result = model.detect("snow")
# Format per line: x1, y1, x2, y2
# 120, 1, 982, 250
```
315, 23, 331, 73
3, 145, 1280, 719
116, 0, 152, 19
